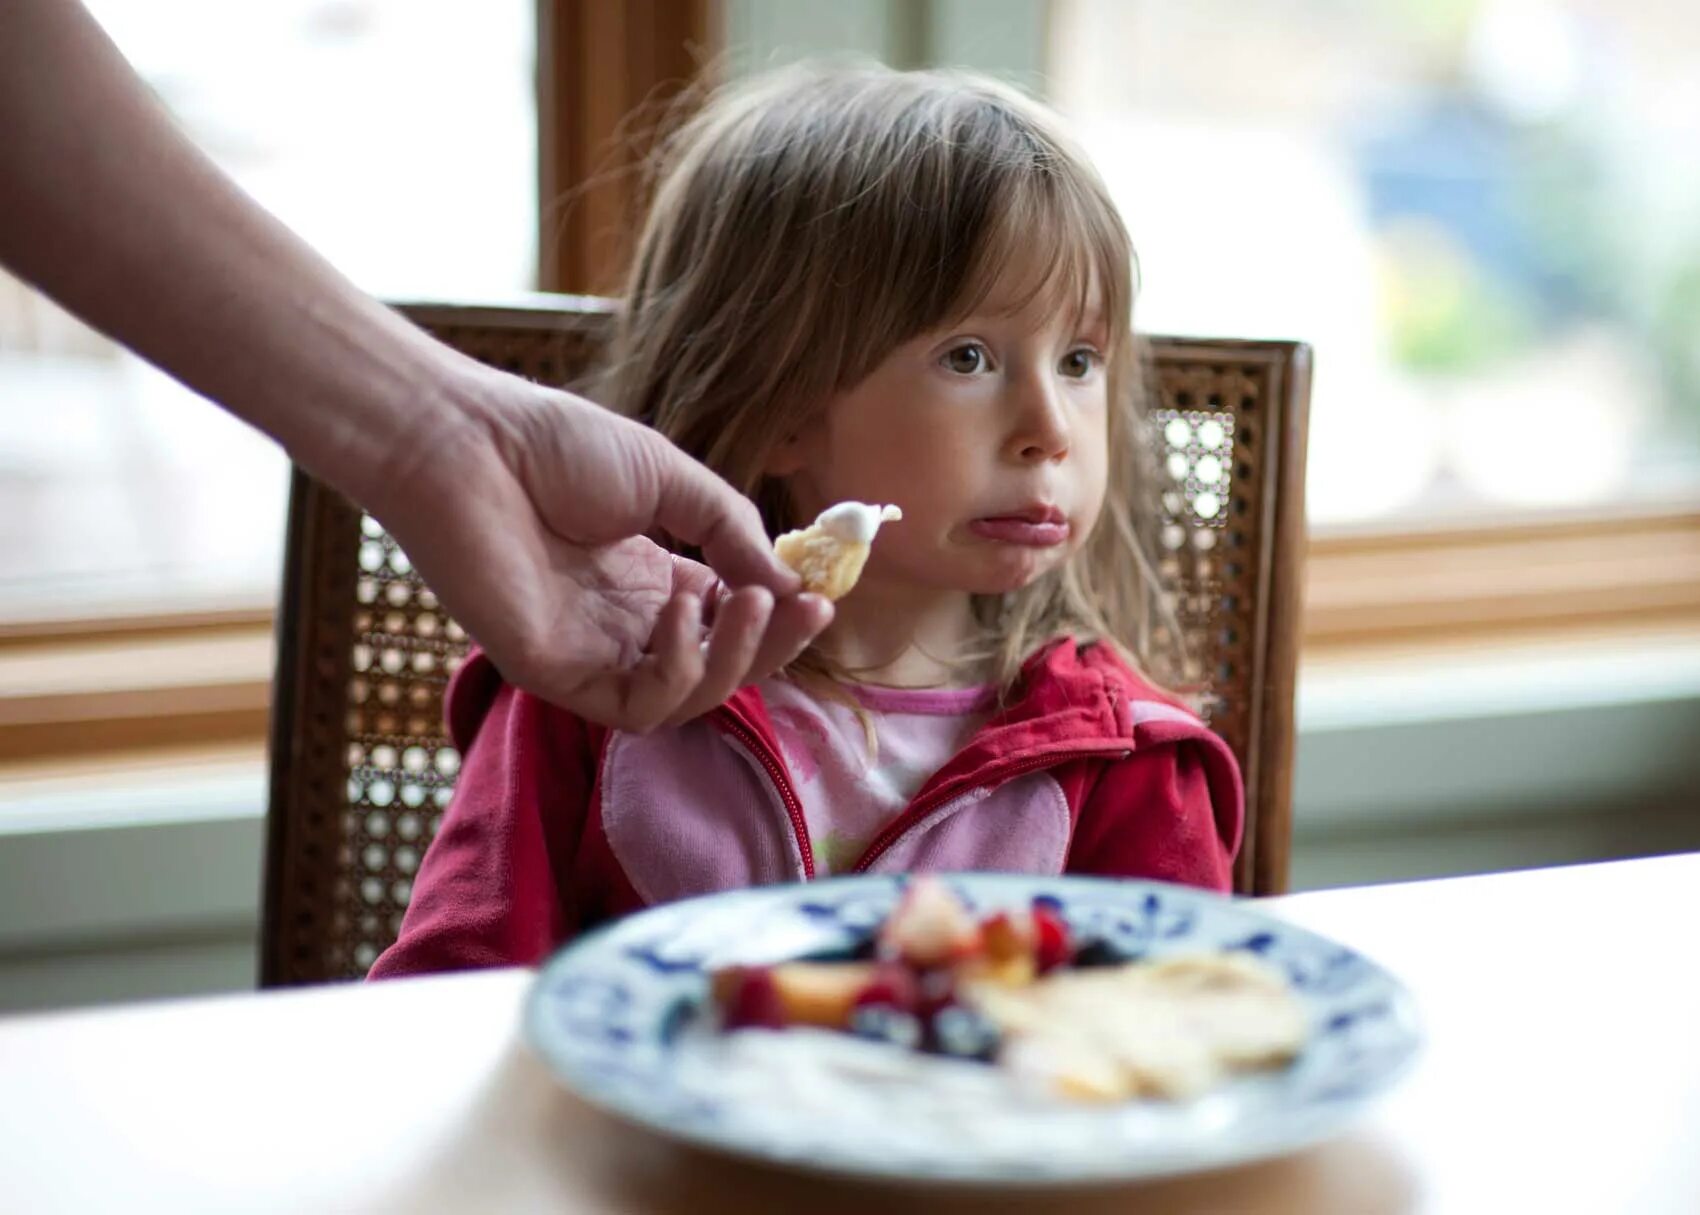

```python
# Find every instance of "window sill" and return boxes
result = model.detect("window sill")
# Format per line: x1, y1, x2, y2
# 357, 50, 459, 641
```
0, 611, 271, 764
1305, 504, 1700, 653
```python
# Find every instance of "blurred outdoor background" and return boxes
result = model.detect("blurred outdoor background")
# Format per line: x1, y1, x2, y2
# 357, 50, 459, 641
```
2, 0, 1697, 1013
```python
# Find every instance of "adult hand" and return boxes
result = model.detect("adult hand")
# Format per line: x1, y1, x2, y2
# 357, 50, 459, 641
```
370, 366, 832, 731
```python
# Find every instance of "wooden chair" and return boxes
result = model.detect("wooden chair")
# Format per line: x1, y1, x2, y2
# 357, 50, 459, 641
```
262, 296, 1310, 987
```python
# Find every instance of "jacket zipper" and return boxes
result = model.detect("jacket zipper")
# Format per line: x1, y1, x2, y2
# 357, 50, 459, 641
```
850, 744, 1130, 874
720, 714, 816, 880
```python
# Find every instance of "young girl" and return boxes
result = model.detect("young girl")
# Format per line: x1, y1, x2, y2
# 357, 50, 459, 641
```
371, 64, 1242, 978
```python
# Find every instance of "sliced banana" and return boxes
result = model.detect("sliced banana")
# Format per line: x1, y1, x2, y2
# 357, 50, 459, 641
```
969, 952, 1308, 1102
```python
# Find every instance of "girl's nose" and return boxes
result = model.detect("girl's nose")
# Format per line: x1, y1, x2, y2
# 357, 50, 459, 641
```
1006, 374, 1071, 464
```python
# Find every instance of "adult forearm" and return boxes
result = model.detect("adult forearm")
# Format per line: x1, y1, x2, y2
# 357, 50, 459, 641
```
0, 0, 473, 505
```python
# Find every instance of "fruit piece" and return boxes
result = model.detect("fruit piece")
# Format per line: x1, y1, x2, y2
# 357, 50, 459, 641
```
1030, 902, 1072, 974
719, 966, 786, 1030
878, 877, 982, 968
851, 962, 919, 1013
848, 1004, 923, 1050
969, 910, 1038, 986
970, 955, 1036, 986
913, 967, 959, 1023
1070, 937, 1132, 969
929, 1005, 1001, 1061
768, 961, 875, 1029
979, 911, 1031, 961
1002, 1035, 1134, 1103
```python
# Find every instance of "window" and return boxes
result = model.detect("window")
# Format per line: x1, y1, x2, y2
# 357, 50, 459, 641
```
1051, 0, 1700, 529
0, 0, 536, 624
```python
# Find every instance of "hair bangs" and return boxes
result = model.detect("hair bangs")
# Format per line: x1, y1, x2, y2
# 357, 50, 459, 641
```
945, 163, 1134, 351
819, 76, 1137, 392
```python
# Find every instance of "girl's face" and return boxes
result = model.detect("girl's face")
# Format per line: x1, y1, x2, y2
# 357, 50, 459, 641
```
772, 266, 1111, 599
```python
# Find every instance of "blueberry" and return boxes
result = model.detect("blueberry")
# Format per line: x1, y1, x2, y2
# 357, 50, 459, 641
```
849, 1005, 923, 1050
929, 1006, 1000, 1061
1071, 937, 1134, 968
797, 932, 879, 964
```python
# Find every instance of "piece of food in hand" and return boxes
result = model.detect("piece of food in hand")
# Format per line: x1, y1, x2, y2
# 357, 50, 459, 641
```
773, 502, 902, 599
877, 877, 983, 968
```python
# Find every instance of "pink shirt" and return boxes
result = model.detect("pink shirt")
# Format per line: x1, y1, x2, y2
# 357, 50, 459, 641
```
760, 680, 995, 874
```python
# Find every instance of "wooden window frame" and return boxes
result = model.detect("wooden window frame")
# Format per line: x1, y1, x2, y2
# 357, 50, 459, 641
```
536, 0, 720, 294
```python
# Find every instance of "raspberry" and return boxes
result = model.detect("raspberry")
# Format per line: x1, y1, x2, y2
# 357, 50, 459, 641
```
1030, 902, 1072, 974
851, 962, 919, 1013
721, 966, 786, 1030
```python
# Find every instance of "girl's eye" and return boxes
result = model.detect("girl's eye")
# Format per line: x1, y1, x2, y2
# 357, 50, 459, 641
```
941, 343, 990, 375
1059, 348, 1100, 379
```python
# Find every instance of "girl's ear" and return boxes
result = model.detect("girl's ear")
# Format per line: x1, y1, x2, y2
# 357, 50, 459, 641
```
762, 432, 810, 477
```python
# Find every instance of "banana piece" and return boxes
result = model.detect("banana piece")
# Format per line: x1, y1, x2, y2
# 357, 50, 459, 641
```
970, 953, 1307, 1102
773, 502, 902, 599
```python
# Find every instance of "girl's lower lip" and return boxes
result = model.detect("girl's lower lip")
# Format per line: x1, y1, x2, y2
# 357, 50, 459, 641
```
968, 517, 1071, 546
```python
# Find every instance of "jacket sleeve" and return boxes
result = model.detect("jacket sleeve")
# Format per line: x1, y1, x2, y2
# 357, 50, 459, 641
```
367, 675, 595, 979
1064, 736, 1241, 893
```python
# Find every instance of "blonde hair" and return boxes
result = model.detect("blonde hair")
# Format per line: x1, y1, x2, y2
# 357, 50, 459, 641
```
596, 63, 1175, 694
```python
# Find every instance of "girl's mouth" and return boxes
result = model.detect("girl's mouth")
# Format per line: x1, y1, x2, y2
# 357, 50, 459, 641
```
968, 509, 1071, 547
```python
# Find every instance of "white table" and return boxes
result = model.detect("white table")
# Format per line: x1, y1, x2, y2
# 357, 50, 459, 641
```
3, 853, 1698, 1212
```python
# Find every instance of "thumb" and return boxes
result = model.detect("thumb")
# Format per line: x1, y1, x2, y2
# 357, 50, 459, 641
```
647, 437, 800, 593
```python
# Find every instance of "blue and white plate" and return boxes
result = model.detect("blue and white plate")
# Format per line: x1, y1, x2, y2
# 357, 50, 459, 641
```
524, 874, 1421, 1185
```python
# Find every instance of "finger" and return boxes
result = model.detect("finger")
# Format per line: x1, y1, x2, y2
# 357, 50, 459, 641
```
646, 440, 800, 594
614, 590, 705, 732
667, 554, 730, 619
742, 592, 835, 685
662, 585, 773, 726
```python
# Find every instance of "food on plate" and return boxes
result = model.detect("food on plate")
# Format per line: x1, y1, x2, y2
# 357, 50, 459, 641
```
773, 502, 902, 599
709, 878, 1308, 1103
974, 951, 1309, 1101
